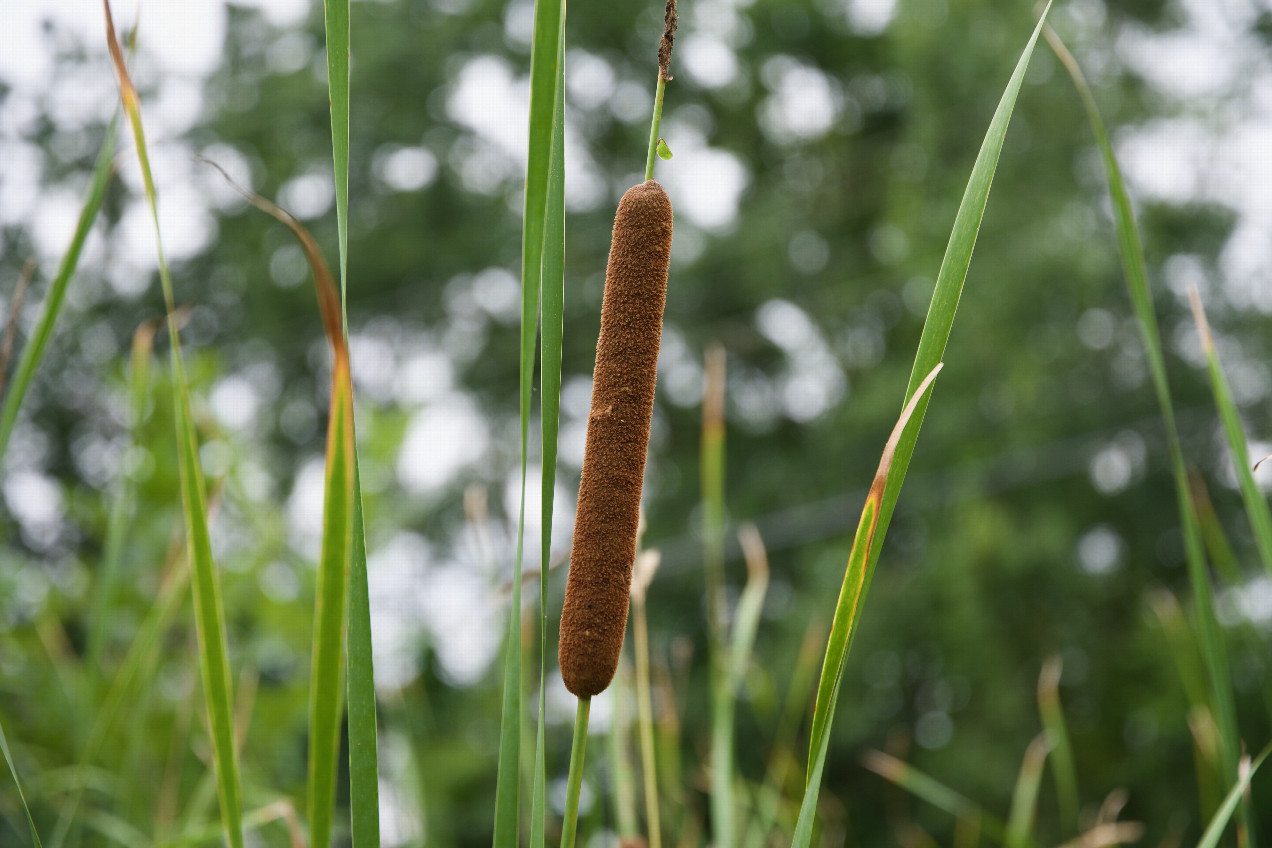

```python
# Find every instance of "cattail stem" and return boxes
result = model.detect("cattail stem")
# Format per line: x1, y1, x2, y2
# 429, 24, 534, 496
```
644, 0, 677, 181
560, 697, 591, 848
644, 74, 666, 182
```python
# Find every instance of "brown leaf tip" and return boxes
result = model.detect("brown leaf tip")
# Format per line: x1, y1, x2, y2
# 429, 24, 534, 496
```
659, 0, 679, 80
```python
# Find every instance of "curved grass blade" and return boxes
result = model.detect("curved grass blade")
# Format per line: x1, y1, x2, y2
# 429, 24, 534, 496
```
729, 525, 770, 695
0, 113, 117, 470
1187, 287, 1272, 577
197, 160, 360, 848
87, 318, 157, 671
1196, 742, 1270, 848
863, 750, 1009, 845
494, 0, 565, 842
1037, 657, 1079, 832
793, 364, 942, 848
1004, 733, 1050, 848
103, 5, 244, 845
1, 717, 44, 847
1045, 27, 1244, 834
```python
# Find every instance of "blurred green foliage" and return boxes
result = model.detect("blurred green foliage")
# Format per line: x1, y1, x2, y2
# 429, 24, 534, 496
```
1, 0, 1270, 845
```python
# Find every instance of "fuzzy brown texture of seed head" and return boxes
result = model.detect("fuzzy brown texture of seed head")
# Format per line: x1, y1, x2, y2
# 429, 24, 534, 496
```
559, 180, 673, 698
658, 0, 678, 80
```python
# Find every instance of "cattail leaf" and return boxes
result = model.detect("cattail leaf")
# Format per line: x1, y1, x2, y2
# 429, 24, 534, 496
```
794, 11, 1051, 842
346, 469, 379, 848
323, 0, 350, 303
794, 363, 941, 848
102, 5, 245, 847
865, 3, 1051, 619
319, 0, 380, 830
1046, 27, 1245, 831
199, 158, 367, 848
308, 361, 356, 848
532, 17, 567, 848
0, 110, 116, 471
1186, 287, 1272, 577
495, 0, 566, 842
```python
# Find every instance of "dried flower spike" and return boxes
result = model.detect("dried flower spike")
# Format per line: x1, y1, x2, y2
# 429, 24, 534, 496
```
559, 180, 674, 698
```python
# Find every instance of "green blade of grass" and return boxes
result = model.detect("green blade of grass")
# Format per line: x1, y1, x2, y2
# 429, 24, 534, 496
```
1036, 657, 1079, 832
1046, 27, 1244, 833
728, 526, 770, 695
863, 750, 1010, 845
200, 159, 365, 848
531, 19, 567, 848
632, 571, 663, 848
103, 6, 244, 845
866, 3, 1051, 603
794, 364, 943, 848
323, 0, 350, 305
308, 366, 356, 848
0, 112, 117, 471
1187, 287, 1272, 577
318, 0, 380, 837
700, 345, 734, 848
1196, 742, 1270, 848
607, 662, 640, 839
1004, 734, 1050, 848
87, 318, 157, 672
1, 716, 44, 847
494, 0, 565, 842
806, 23, 1055, 802
715, 525, 769, 848
346, 468, 379, 848
1189, 473, 1244, 587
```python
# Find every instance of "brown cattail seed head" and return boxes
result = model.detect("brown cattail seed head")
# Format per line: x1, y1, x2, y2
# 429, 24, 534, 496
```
559, 180, 673, 698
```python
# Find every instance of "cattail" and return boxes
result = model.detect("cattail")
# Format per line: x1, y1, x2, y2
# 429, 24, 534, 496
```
559, 180, 674, 698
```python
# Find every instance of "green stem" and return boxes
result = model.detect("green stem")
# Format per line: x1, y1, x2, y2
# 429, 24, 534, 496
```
560, 698, 591, 848
633, 599, 662, 848
644, 73, 667, 181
